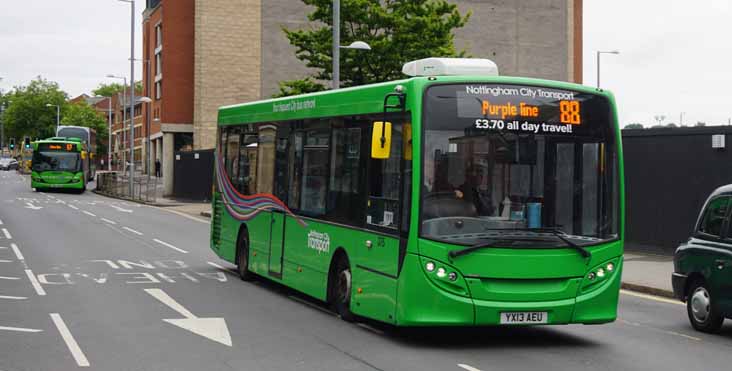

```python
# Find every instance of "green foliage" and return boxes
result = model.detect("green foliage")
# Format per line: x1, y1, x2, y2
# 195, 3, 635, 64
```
277, 0, 470, 96
92, 83, 124, 97
3, 76, 68, 141
624, 123, 643, 129
92, 81, 143, 97
61, 102, 109, 155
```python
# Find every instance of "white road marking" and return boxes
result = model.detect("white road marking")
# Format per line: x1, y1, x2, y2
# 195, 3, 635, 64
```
50, 313, 90, 367
0, 325, 43, 333
153, 239, 188, 254
0, 295, 28, 300
0, 276, 20, 280
207, 262, 226, 270
110, 204, 133, 213
2, 228, 11, 239
144, 288, 232, 346
0, 218, 3, 225
25, 270, 47, 296
147, 205, 210, 224
24, 202, 42, 210
618, 318, 701, 341
68, 205, 79, 210
82, 211, 96, 217
10, 243, 24, 260
620, 289, 684, 306
458, 364, 482, 371
101, 218, 117, 225
123, 227, 143, 235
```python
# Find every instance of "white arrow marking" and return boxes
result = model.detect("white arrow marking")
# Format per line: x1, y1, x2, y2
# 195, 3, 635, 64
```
0, 325, 43, 333
68, 205, 79, 210
458, 364, 483, 371
25, 270, 47, 296
110, 204, 133, 213
144, 288, 232, 346
25, 202, 42, 210
1, 228, 11, 239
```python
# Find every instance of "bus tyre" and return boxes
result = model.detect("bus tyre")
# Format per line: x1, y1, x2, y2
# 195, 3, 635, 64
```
236, 232, 254, 281
333, 258, 355, 322
687, 280, 723, 333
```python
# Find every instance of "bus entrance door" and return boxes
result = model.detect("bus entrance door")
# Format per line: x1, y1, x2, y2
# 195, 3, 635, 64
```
268, 209, 286, 278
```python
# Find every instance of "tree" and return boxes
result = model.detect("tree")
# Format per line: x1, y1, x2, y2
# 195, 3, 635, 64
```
625, 123, 643, 129
3, 77, 68, 141
60, 102, 109, 156
92, 81, 143, 97
276, 0, 471, 97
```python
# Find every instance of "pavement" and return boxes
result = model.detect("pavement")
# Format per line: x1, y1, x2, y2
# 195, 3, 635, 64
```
3, 170, 730, 371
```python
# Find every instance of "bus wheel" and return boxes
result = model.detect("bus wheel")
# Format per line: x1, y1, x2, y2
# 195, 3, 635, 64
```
687, 280, 723, 333
332, 257, 355, 322
236, 232, 254, 281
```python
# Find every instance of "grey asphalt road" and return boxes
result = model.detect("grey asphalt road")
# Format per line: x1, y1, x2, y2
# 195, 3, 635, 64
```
1, 170, 731, 371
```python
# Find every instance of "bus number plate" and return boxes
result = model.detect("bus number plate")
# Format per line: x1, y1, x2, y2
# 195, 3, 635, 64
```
500, 312, 548, 324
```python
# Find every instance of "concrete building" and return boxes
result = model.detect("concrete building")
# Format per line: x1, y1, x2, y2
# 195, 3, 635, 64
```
142, 0, 582, 197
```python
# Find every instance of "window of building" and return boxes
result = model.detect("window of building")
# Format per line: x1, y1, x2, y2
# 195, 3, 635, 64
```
155, 81, 162, 99
155, 24, 162, 48
698, 196, 730, 237
155, 53, 162, 76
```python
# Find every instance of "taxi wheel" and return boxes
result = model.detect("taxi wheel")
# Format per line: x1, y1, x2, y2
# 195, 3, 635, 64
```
686, 280, 724, 333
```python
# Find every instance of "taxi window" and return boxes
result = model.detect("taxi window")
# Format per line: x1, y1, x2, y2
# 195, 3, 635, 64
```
698, 196, 730, 237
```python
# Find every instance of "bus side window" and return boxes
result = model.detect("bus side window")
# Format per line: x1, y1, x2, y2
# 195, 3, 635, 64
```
367, 119, 403, 230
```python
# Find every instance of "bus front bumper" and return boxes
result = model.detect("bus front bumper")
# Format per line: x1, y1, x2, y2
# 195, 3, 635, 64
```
396, 254, 621, 326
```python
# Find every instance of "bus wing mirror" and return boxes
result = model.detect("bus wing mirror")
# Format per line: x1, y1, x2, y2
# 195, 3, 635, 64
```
81, 151, 87, 160
371, 121, 392, 159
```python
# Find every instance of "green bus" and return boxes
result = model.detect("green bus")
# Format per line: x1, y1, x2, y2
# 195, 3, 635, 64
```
31, 137, 89, 193
210, 58, 624, 326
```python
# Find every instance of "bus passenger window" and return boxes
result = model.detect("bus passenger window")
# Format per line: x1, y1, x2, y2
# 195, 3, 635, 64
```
367, 122, 403, 229
300, 129, 330, 215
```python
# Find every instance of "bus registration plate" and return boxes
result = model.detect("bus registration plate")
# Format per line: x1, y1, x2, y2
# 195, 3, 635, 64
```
500, 312, 548, 324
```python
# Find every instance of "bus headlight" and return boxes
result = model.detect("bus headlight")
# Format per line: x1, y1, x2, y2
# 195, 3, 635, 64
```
419, 257, 470, 297
582, 258, 620, 293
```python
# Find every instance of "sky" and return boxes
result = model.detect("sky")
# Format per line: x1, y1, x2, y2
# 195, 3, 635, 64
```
1, 0, 730, 128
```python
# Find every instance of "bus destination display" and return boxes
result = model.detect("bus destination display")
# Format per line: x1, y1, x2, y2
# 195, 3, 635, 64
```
457, 85, 588, 135
40, 143, 75, 152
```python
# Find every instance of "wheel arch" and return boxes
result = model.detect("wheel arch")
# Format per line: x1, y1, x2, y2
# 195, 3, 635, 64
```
327, 247, 350, 303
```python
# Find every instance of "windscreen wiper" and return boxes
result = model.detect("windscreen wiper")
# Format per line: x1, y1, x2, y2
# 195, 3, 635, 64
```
448, 238, 543, 259
522, 227, 591, 258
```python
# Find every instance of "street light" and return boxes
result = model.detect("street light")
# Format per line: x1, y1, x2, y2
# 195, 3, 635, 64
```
596, 50, 619, 88
107, 75, 127, 173
45, 103, 60, 133
119, 0, 136, 196
331, 0, 372, 89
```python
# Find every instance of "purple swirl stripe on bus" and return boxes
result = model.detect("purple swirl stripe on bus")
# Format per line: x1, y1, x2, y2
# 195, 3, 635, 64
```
216, 153, 307, 227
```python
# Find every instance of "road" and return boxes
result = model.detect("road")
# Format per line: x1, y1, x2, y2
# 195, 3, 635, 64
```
1, 170, 731, 371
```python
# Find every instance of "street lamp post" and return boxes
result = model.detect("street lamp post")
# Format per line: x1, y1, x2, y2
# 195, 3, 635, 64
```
45, 104, 60, 133
596, 50, 619, 88
119, 0, 136, 196
331, 0, 371, 89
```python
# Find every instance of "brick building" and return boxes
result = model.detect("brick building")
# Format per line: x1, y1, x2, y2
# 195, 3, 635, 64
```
142, 0, 582, 196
